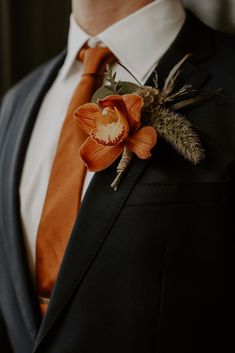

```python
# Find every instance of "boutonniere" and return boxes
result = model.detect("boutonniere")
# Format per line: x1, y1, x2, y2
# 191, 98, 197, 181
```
74, 54, 217, 190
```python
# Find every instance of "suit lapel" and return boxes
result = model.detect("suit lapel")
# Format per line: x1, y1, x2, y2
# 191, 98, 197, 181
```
153, 10, 214, 88
34, 155, 151, 349
0, 51, 66, 341
34, 12, 214, 350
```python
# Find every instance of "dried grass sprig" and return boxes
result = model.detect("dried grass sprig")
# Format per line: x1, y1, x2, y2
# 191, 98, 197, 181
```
151, 107, 205, 164
162, 53, 192, 97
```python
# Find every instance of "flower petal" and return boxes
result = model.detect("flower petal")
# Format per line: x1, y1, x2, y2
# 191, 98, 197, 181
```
122, 94, 143, 132
99, 94, 143, 133
74, 103, 99, 134
99, 95, 125, 108
80, 137, 124, 172
126, 126, 157, 159
99, 95, 128, 117
92, 107, 129, 146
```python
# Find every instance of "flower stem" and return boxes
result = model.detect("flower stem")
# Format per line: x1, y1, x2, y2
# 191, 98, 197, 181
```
117, 61, 143, 87
111, 147, 133, 190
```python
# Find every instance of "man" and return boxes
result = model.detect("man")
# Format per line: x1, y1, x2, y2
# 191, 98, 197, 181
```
0, 0, 233, 352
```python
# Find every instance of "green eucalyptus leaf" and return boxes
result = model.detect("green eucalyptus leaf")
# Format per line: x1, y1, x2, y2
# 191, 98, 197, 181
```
91, 85, 115, 103
91, 82, 140, 103
116, 82, 139, 94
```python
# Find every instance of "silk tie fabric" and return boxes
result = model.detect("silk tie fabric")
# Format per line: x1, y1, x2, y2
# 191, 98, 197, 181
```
36, 45, 115, 316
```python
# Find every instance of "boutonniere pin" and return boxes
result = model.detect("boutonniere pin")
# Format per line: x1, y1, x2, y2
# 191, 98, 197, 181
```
74, 54, 218, 190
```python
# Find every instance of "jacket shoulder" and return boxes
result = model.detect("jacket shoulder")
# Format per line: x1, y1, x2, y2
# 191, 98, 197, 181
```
212, 28, 235, 49
211, 28, 235, 64
0, 51, 65, 146
196, 23, 235, 86
1, 51, 65, 112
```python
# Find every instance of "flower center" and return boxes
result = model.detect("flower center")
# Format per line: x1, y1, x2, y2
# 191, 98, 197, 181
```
91, 107, 129, 146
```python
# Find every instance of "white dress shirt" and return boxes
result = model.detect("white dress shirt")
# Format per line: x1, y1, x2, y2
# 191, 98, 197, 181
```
20, 0, 186, 277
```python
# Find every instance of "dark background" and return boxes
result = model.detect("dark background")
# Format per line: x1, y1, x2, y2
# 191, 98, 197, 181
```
0, 0, 71, 98
1, 0, 235, 98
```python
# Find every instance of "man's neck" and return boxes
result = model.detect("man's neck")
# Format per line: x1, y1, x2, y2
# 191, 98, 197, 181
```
72, 0, 154, 35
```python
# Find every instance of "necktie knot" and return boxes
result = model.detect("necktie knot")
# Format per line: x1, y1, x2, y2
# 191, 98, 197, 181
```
78, 46, 116, 76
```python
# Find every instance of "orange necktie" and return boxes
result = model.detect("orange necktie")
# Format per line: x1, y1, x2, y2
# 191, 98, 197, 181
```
36, 46, 115, 316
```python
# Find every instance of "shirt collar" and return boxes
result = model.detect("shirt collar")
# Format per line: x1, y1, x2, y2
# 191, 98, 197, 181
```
58, 15, 90, 80
60, 0, 186, 83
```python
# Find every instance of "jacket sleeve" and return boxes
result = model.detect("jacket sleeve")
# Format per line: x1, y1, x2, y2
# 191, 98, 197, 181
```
0, 88, 16, 151
0, 309, 13, 352
0, 92, 13, 352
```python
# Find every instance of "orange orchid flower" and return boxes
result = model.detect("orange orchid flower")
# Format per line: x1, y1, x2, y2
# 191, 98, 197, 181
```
74, 94, 158, 172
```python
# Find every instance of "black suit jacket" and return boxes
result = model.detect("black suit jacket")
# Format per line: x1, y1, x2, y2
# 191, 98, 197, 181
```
0, 13, 234, 353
